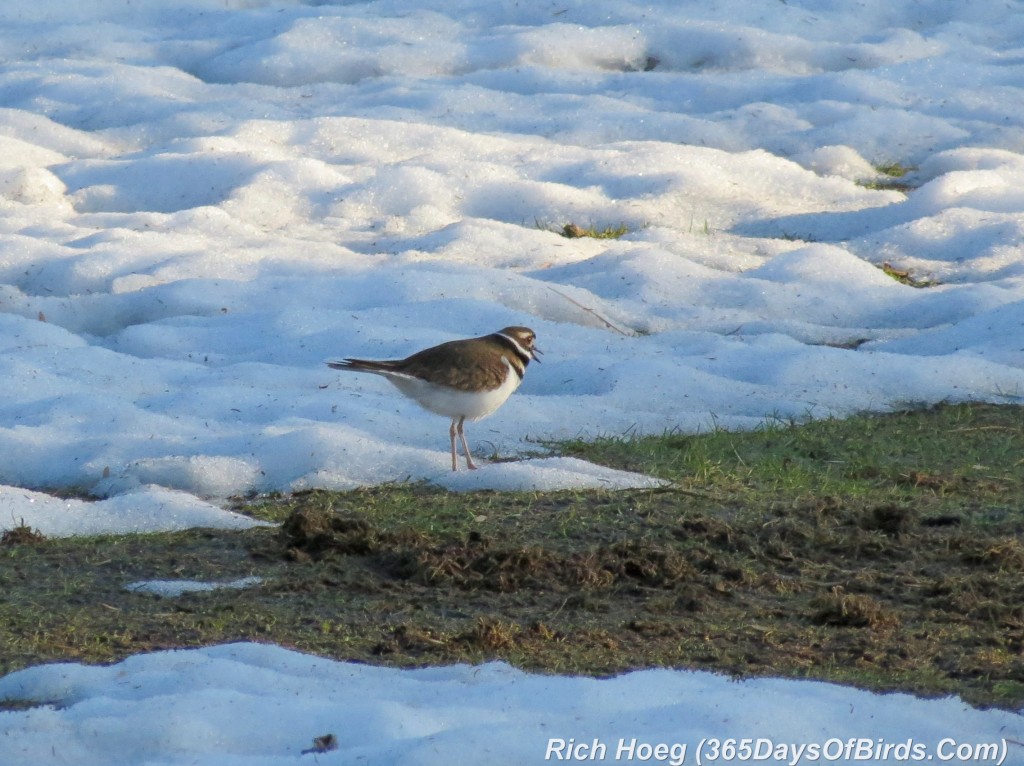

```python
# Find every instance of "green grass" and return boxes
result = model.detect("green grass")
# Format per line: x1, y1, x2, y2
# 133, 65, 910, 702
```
857, 161, 919, 192
1, 403, 1022, 710
879, 261, 937, 288
558, 403, 1021, 510
875, 162, 915, 179
552, 222, 631, 239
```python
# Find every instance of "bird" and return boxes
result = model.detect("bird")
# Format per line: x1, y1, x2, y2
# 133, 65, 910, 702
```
327, 326, 541, 471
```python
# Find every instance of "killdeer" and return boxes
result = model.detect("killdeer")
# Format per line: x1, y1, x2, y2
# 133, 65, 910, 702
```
327, 326, 541, 471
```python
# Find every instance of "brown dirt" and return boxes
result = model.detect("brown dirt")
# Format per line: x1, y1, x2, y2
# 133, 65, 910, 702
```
263, 490, 1024, 708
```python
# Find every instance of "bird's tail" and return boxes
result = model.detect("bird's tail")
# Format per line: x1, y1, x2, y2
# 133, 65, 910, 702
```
326, 358, 399, 373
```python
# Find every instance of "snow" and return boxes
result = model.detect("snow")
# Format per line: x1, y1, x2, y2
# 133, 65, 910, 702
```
124, 576, 264, 597
0, 0, 1022, 762
0, 643, 1020, 766
0, 484, 268, 537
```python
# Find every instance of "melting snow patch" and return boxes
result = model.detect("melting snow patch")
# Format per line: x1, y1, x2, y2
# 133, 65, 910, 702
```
124, 576, 264, 598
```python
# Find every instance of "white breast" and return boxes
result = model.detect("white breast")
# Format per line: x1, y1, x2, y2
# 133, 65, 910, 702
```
384, 356, 522, 421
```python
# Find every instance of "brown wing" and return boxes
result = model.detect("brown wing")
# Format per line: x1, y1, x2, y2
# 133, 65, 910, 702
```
397, 338, 510, 391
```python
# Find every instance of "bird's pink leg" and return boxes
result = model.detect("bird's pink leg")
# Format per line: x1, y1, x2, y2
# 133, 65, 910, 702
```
456, 416, 477, 470
449, 419, 459, 471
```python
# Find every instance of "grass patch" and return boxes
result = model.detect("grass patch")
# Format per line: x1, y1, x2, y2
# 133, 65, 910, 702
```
858, 162, 919, 193
557, 402, 1021, 505
556, 222, 631, 239
875, 162, 916, 179
880, 261, 937, 288
0, 403, 1022, 709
